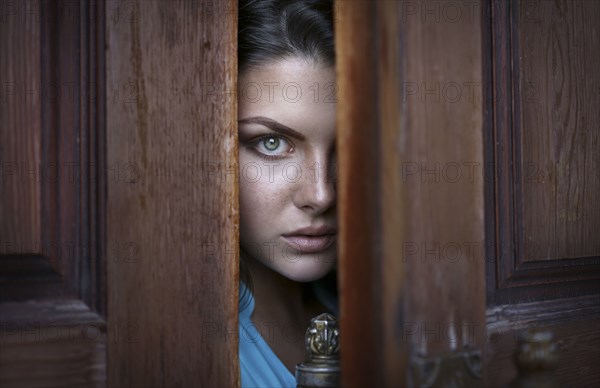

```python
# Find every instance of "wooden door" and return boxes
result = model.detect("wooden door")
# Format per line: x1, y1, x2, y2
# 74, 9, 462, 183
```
3, 1, 597, 387
337, 1, 485, 386
483, 0, 600, 385
1, 1, 239, 387
1, 1, 107, 386
105, 0, 239, 386
336, 0, 599, 386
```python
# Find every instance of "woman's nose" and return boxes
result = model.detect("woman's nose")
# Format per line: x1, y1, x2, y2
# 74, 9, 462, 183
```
292, 159, 336, 214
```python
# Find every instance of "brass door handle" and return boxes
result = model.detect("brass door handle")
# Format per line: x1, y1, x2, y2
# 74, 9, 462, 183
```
512, 330, 559, 388
296, 313, 341, 387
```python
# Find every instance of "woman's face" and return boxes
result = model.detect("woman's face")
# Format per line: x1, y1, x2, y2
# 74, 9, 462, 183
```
238, 58, 337, 282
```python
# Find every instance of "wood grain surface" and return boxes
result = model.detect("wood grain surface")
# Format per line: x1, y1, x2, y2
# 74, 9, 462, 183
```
518, 0, 600, 262
106, 1, 239, 386
485, 0, 600, 305
336, 0, 485, 385
483, 1, 600, 385
486, 295, 600, 387
0, 0, 42, 255
336, 2, 391, 386
336, 0, 380, 384
401, 0, 486, 358
1, 2, 107, 387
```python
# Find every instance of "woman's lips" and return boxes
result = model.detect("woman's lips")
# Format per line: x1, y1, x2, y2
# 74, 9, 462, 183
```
281, 234, 336, 253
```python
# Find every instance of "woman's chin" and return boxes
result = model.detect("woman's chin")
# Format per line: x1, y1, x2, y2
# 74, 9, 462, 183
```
279, 259, 336, 283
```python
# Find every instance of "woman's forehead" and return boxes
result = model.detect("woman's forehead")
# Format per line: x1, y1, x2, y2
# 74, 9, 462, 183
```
238, 58, 335, 115
239, 58, 335, 91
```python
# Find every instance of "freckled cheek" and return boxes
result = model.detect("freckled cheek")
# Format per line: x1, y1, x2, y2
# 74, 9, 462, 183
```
239, 160, 302, 186
239, 178, 288, 213
239, 161, 295, 198
238, 158, 297, 243
239, 178, 290, 237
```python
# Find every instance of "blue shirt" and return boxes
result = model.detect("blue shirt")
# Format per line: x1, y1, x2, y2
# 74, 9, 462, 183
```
239, 283, 296, 388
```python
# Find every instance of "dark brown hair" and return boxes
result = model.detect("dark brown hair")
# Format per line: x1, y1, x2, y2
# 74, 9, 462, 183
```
238, 0, 335, 73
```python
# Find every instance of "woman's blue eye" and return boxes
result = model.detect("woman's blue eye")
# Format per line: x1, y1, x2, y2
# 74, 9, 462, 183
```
256, 136, 290, 156
263, 137, 280, 151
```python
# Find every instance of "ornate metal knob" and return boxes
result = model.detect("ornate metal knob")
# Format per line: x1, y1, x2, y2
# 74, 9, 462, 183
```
296, 313, 341, 387
512, 330, 559, 388
306, 313, 340, 359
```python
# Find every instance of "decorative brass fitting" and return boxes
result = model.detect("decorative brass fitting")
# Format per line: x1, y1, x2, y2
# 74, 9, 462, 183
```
295, 313, 341, 388
511, 330, 559, 388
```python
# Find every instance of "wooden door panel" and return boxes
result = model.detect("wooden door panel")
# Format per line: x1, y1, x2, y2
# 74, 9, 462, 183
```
518, 0, 600, 262
105, 1, 239, 386
485, 0, 600, 298
484, 0, 600, 386
339, 0, 598, 386
486, 295, 600, 386
400, 1, 487, 385
1, 0, 105, 305
0, 2, 42, 255
336, 2, 406, 385
485, 0, 600, 305
336, 1, 485, 386
1, 1, 107, 386
0, 301, 107, 387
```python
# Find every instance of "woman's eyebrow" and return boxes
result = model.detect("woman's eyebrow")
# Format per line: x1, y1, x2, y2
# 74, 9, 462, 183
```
238, 116, 306, 141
